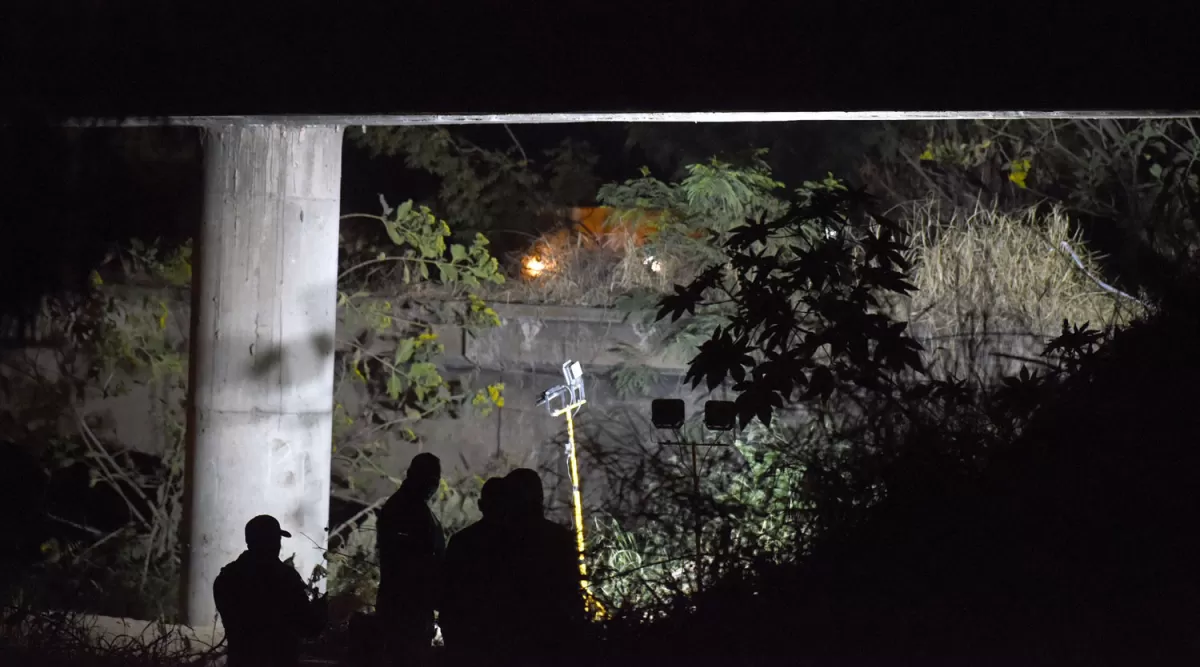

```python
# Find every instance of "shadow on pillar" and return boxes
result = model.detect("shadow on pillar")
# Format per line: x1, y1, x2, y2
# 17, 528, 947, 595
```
246, 331, 337, 382
227, 284, 339, 387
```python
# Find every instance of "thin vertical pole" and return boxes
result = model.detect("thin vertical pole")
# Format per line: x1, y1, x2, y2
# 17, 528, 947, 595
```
691, 442, 702, 587
561, 401, 603, 619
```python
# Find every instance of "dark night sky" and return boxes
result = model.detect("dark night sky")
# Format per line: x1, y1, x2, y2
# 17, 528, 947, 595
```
4, 3, 1200, 119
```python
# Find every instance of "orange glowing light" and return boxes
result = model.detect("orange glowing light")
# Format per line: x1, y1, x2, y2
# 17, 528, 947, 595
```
524, 256, 549, 277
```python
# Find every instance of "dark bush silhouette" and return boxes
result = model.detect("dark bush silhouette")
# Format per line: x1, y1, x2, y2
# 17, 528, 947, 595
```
585, 181, 1200, 665
598, 292, 1200, 666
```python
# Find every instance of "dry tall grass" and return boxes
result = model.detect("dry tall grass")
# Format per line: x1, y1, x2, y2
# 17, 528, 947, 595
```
899, 200, 1146, 379
483, 228, 686, 307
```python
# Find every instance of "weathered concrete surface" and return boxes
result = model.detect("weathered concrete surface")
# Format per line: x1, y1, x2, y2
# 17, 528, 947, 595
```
182, 124, 344, 625
457, 302, 690, 372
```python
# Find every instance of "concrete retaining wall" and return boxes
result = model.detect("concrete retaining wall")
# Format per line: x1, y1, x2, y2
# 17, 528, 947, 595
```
1, 287, 1048, 506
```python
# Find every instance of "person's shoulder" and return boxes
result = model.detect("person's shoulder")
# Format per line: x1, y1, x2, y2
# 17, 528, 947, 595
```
452, 520, 494, 547
539, 517, 572, 534
271, 559, 307, 583
213, 555, 252, 595
378, 492, 402, 518
449, 521, 479, 540
216, 554, 247, 579
538, 518, 575, 543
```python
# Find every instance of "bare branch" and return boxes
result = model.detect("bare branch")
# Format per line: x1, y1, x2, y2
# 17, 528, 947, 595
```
503, 124, 529, 163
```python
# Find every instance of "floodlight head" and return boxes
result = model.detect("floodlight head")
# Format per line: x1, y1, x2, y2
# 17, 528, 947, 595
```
564, 360, 583, 385
535, 385, 567, 407
704, 400, 738, 431
651, 399, 685, 430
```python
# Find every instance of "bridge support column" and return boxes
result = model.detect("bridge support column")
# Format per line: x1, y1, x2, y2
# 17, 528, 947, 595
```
182, 124, 343, 625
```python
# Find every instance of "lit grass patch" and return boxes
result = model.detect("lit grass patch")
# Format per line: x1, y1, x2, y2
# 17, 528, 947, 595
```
900, 200, 1146, 379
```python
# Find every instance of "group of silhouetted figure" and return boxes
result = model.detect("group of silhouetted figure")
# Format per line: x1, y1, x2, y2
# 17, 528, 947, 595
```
213, 453, 585, 667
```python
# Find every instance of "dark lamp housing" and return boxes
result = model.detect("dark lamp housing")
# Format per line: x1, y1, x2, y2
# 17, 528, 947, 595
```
651, 399, 685, 429
704, 400, 737, 431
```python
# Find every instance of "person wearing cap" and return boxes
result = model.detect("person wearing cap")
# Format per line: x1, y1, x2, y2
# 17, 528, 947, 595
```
213, 514, 327, 667
376, 452, 447, 656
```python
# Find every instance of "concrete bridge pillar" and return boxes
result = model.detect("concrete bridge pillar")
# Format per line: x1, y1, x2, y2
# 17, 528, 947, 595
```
181, 124, 343, 625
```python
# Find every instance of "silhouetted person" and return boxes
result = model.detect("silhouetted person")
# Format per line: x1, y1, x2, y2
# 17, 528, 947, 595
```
213, 515, 326, 667
502, 468, 586, 658
441, 476, 512, 659
0, 441, 47, 600
376, 452, 446, 656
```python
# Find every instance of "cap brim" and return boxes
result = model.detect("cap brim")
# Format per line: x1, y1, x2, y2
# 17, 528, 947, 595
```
280, 529, 292, 538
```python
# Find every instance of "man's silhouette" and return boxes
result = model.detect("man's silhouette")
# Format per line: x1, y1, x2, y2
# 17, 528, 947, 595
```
502, 468, 586, 658
441, 476, 512, 657
376, 452, 446, 654
213, 514, 326, 667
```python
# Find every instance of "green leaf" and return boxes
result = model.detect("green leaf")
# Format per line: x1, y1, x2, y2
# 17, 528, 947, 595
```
1149, 163, 1163, 179
394, 339, 415, 364
386, 373, 403, 400
410, 362, 439, 383
383, 221, 404, 246
440, 264, 459, 283
405, 407, 423, 422
451, 244, 467, 262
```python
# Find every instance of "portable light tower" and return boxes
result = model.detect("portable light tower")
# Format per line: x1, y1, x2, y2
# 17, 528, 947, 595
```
536, 360, 605, 620
650, 398, 738, 583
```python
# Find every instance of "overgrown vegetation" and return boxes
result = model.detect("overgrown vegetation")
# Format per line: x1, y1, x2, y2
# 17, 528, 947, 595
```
572, 123, 1183, 649
592, 179, 1200, 662
863, 118, 1200, 299
331, 198, 505, 500
7, 118, 1200, 664
1, 196, 508, 630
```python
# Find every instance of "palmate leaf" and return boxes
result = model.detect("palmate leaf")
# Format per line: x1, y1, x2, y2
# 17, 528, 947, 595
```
657, 285, 699, 322
861, 229, 911, 271
726, 219, 776, 250
655, 265, 723, 323
684, 328, 755, 391
734, 385, 784, 429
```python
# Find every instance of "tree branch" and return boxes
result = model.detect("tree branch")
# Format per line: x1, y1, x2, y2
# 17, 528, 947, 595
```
504, 124, 529, 163
1057, 240, 1146, 306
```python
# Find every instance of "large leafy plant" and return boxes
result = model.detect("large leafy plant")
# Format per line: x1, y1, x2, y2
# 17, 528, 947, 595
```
658, 182, 925, 429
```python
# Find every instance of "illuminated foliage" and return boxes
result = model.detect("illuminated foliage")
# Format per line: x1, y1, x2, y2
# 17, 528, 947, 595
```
867, 118, 1200, 298
2, 241, 190, 619
331, 198, 505, 496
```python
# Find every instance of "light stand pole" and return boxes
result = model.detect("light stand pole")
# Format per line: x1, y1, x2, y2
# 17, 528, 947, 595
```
536, 360, 605, 620
651, 398, 737, 589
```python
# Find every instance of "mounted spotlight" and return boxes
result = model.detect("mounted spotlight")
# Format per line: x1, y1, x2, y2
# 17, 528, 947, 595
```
535, 360, 585, 413
651, 398, 685, 429
703, 400, 737, 431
